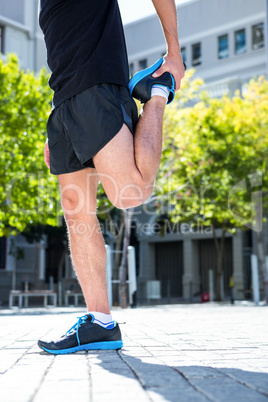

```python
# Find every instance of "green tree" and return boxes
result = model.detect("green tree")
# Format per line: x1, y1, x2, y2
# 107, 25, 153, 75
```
0, 54, 60, 237
156, 74, 268, 301
0, 54, 137, 305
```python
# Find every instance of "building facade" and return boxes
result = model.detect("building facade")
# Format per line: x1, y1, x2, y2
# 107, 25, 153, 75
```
0, 0, 48, 305
0, 0, 267, 305
123, 0, 267, 303
0, 0, 46, 72
125, 0, 266, 96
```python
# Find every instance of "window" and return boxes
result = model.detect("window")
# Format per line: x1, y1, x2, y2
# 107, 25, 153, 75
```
181, 47, 186, 64
235, 29, 246, 55
0, 237, 6, 269
192, 43, 201, 66
252, 23, 264, 50
138, 59, 147, 70
0, 26, 4, 54
218, 34, 229, 59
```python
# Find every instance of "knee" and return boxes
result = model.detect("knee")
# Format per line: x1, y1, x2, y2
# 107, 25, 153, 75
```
61, 186, 96, 220
61, 189, 81, 218
110, 182, 153, 210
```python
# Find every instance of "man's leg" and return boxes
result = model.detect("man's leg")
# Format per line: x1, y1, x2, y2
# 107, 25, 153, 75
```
93, 96, 166, 209
58, 167, 110, 314
38, 166, 124, 354
56, 92, 166, 311
56, 95, 166, 315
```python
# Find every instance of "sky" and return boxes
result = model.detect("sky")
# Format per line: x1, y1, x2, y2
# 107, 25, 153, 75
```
118, 0, 190, 25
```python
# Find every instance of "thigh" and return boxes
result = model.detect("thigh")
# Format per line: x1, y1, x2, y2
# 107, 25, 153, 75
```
93, 124, 142, 205
57, 167, 99, 217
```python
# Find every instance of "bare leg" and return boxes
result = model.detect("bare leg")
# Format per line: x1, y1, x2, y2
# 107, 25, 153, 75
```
57, 97, 166, 314
133, 96, 166, 182
93, 96, 166, 208
58, 168, 110, 314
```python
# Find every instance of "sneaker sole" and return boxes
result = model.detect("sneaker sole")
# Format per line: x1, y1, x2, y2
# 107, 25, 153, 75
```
167, 75, 176, 104
41, 340, 123, 355
129, 57, 164, 95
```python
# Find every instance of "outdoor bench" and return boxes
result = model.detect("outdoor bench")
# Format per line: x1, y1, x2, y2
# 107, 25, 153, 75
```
64, 290, 84, 307
9, 290, 57, 309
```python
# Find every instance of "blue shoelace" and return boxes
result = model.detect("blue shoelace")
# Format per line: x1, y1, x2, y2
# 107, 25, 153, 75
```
65, 314, 88, 346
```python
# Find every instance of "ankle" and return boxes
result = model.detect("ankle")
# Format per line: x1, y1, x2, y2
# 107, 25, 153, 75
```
151, 85, 170, 103
86, 305, 110, 315
147, 95, 166, 107
87, 311, 114, 328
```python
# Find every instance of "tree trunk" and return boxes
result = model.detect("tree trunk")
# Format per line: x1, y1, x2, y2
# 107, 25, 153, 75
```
215, 256, 223, 302
113, 212, 125, 277
57, 242, 67, 283
256, 231, 268, 302
57, 242, 68, 306
213, 228, 226, 302
119, 208, 134, 308
111, 212, 124, 306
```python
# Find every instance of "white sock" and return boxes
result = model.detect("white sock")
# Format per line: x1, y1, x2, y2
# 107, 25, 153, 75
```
151, 85, 170, 102
87, 311, 114, 328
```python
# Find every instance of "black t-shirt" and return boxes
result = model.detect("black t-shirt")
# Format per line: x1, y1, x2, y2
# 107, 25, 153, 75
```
39, 0, 129, 108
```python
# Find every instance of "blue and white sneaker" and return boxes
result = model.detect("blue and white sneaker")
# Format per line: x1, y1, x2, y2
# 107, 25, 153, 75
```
129, 57, 186, 105
38, 314, 123, 355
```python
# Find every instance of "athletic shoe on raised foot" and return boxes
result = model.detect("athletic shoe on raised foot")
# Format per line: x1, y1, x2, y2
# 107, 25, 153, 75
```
38, 314, 123, 355
128, 57, 186, 105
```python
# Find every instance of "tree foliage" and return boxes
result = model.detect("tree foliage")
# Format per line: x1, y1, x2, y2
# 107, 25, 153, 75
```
157, 73, 268, 232
155, 72, 268, 300
0, 54, 60, 236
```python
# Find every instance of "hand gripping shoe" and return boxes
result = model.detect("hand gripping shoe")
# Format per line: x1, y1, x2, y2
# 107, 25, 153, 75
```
128, 57, 186, 105
37, 314, 123, 355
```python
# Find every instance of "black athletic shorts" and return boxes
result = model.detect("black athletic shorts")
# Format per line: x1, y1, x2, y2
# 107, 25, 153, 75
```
46, 84, 139, 175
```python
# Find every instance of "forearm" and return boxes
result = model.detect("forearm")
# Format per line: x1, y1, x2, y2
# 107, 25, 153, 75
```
151, 0, 185, 90
151, 0, 180, 56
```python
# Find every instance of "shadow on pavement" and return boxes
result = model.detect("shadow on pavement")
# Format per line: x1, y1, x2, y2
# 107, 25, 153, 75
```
96, 351, 268, 402
35, 348, 268, 401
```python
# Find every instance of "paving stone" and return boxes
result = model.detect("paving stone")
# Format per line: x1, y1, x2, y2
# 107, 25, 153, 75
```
214, 366, 268, 395
190, 376, 268, 402
147, 388, 209, 402
0, 304, 267, 402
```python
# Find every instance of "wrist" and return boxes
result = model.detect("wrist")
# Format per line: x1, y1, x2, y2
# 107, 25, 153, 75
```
166, 42, 181, 57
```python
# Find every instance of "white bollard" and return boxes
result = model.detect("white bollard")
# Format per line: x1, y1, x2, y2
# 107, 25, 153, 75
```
265, 256, 268, 278
127, 246, 137, 306
105, 245, 113, 308
39, 240, 46, 280
251, 254, 260, 305
58, 281, 62, 306
49, 276, 54, 291
221, 271, 224, 301
209, 269, 214, 302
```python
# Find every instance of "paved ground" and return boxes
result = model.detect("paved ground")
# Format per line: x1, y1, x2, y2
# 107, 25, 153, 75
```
0, 303, 268, 402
